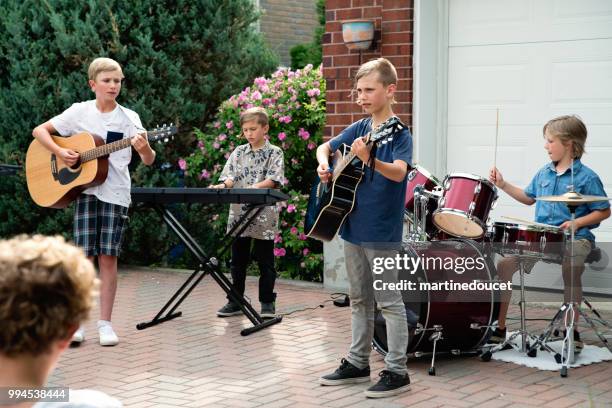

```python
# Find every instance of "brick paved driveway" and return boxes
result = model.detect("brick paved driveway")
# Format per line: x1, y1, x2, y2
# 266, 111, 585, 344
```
49, 268, 612, 407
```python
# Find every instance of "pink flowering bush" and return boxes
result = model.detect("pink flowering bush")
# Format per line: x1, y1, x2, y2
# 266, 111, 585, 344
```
184, 65, 325, 280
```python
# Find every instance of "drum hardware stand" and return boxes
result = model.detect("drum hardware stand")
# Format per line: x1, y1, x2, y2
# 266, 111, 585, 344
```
409, 186, 440, 242
411, 186, 429, 241
413, 324, 444, 376
476, 256, 539, 361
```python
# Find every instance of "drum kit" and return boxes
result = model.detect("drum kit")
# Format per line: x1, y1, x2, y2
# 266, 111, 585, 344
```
374, 165, 611, 377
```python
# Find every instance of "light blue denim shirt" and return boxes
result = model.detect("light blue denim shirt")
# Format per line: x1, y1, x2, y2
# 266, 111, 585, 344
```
524, 160, 610, 242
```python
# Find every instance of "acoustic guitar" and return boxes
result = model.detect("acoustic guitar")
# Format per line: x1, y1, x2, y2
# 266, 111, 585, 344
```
305, 117, 405, 241
26, 124, 176, 208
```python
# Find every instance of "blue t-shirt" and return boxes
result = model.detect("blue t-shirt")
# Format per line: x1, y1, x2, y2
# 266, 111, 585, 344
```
328, 117, 413, 246
524, 160, 609, 242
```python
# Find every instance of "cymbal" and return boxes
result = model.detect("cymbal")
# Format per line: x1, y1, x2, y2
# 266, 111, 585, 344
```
536, 191, 611, 204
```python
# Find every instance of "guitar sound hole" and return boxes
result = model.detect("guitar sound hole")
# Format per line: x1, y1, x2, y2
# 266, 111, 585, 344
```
70, 158, 82, 170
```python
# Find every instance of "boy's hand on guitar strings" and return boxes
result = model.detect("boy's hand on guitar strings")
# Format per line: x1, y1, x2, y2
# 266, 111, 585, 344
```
351, 138, 371, 163
58, 148, 79, 166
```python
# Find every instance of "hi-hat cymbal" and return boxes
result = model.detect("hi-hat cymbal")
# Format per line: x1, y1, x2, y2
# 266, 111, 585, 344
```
536, 191, 611, 204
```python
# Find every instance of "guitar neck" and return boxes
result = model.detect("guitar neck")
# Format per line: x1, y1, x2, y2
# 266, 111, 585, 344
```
80, 133, 153, 163
329, 116, 401, 181
331, 134, 371, 180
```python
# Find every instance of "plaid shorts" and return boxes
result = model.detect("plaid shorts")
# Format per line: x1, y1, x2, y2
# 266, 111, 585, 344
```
74, 194, 129, 257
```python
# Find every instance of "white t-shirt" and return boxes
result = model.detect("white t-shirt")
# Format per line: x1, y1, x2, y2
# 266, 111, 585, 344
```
32, 389, 122, 407
50, 100, 143, 207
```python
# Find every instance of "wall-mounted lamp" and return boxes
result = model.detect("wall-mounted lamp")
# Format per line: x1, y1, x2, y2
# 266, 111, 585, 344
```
342, 20, 376, 65
342, 20, 375, 51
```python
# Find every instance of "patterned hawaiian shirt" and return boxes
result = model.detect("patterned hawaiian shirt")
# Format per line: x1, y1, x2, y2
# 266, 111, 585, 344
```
219, 140, 285, 240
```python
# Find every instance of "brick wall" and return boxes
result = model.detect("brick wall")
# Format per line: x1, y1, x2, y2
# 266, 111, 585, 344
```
323, 0, 413, 139
259, 0, 319, 67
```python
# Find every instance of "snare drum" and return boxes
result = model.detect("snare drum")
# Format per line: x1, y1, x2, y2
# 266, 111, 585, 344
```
490, 221, 566, 262
432, 173, 498, 239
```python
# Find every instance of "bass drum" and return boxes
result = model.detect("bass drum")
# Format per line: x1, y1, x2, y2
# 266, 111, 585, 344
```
373, 239, 499, 355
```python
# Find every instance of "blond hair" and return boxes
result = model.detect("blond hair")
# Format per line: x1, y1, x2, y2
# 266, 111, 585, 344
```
543, 115, 587, 159
0, 235, 97, 357
353, 58, 398, 104
88, 57, 124, 81
240, 106, 269, 127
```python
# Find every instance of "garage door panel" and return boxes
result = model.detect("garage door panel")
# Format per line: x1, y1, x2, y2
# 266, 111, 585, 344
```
551, 60, 612, 105
447, 0, 612, 272
450, 0, 612, 46
449, 39, 612, 126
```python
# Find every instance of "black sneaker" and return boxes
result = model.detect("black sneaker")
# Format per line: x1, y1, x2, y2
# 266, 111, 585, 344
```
319, 358, 370, 386
261, 302, 276, 318
364, 370, 410, 398
217, 302, 243, 317
488, 327, 507, 345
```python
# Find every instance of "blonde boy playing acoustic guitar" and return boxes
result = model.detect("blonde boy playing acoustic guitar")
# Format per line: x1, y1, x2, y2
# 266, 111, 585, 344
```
32, 57, 155, 346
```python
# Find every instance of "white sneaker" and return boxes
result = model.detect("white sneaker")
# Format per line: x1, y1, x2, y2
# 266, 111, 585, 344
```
98, 324, 119, 346
71, 326, 85, 343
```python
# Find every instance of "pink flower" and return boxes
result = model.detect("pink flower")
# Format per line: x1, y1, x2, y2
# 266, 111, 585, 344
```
213, 142, 220, 149
251, 91, 262, 100
307, 88, 321, 97
224, 152, 230, 159
290, 227, 298, 235
307, 142, 316, 150
199, 169, 211, 180
178, 159, 187, 171
298, 128, 310, 140
279, 115, 292, 124
298, 233, 307, 241
197, 140, 204, 148
277, 132, 286, 141
303, 248, 310, 256
262, 98, 272, 106
274, 234, 282, 243
214, 121, 221, 128
226, 121, 234, 129
254, 77, 267, 87
287, 204, 296, 213
273, 247, 287, 257
218, 133, 227, 141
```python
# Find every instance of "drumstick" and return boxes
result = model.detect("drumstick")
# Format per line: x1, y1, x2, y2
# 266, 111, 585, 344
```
501, 215, 560, 230
493, 108, 499, 170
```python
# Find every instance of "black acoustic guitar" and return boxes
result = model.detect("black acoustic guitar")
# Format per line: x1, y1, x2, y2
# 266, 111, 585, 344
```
305, 117, 404, 241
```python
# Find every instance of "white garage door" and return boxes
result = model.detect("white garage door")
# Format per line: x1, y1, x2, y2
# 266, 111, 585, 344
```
447, 0, 612, 294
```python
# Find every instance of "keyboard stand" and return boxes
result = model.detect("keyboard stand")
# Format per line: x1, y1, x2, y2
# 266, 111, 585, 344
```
135, 202, 282, 336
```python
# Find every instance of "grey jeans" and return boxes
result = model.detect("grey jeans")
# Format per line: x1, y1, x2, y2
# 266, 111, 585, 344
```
344, 240, 408, 375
